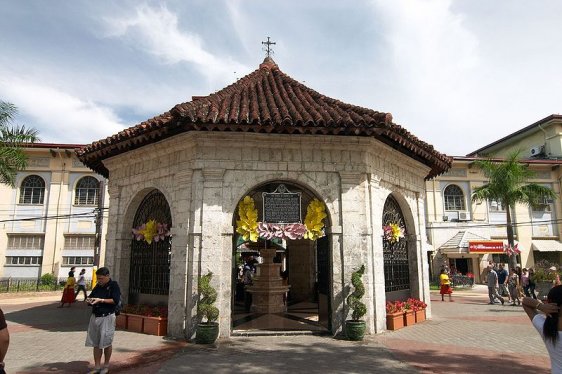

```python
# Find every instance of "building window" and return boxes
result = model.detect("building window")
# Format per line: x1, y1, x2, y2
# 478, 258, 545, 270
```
64, 235, 95, 250
5, 256, 42, 265
19, 175, 45, 204
7, 235, 44, 250
489, 199, 506, 212
444, 184, 465, 211
62, 256, 94, 265
74, 176, 100, 205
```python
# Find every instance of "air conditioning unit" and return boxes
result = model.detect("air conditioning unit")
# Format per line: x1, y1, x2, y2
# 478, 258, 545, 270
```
458, 211, 471, 221
530, 145, 544, 157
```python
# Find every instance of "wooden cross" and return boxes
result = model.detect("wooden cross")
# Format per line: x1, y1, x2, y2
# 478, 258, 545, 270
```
262, 37, 276, 57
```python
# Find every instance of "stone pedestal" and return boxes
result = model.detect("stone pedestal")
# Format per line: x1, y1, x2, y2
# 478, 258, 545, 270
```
247, 248, 290, 313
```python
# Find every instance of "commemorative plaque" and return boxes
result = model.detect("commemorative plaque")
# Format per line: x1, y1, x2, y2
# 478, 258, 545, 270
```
262, 184, 301, 223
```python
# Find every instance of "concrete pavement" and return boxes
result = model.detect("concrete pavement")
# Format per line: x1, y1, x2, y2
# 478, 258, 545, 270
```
1, 286, 553, 373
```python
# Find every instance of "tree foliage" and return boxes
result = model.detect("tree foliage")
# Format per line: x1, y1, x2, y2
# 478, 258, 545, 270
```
0, 101, 39, 187
471, 150, 557, 267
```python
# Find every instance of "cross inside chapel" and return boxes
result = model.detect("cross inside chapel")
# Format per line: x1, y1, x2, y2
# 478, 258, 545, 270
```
262, 37, 276, 57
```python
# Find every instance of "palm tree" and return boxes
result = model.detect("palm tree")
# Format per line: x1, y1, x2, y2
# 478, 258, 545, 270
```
472, 150, 557, 269
0, 101, 39, 187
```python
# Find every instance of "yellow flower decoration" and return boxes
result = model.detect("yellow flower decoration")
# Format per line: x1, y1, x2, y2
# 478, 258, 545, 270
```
138, 219, 158, 245
236, 196, 259, 242
304, 199, 327, 240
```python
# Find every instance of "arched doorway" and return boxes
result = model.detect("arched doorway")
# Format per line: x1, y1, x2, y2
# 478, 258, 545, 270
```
129, 189, 172, 305
231, 182, 331, 334
382, 195, 411, 301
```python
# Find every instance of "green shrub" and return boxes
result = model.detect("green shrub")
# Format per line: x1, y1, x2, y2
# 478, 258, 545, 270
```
198, 272, 219, 323
347, 265, 366, 321
40, 273, 57, 286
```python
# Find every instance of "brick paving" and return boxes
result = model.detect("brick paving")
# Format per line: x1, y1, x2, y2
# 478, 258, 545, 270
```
1, 285, 553, 373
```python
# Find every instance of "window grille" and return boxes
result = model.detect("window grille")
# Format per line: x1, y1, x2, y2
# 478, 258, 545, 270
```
74, 176, 100, 205
444, 184, 465, 211
64, 235, 95, 250
62, 256, 94, 265
19, 175, 45, 204
129, 190, 172, 298
7, 235, 44, 250
382, 195, 410, 293
5, 256, 42, 265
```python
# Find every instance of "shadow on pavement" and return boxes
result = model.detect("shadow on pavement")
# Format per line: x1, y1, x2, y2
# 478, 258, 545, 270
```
17, 360, 91, 374
5, 300, 91, 332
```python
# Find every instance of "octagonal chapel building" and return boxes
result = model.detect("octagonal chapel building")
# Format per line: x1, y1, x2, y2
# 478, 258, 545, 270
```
78, 57, 451, 339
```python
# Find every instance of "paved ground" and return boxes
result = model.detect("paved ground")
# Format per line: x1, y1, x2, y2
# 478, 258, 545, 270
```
1, 286, 552, 373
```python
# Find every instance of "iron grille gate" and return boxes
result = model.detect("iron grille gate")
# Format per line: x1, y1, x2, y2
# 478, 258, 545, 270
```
129, 190, 172, 301
382, 196, 410, 292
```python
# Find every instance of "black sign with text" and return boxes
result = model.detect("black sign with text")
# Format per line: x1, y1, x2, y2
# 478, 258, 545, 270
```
263, 192, 301, 223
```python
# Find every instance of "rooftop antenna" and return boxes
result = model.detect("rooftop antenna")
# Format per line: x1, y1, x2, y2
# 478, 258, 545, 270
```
261, 37, 276, 58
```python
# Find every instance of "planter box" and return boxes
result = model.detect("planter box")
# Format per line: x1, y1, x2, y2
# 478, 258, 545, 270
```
143, 316, 168, 336
403, 310, 415, 326
414, 309, 426, 323
116, 313, 128, 330
127, 314, 144, 333
386, 312, 404, 330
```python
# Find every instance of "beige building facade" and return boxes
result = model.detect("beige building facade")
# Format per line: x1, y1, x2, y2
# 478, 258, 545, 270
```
0, 144, 109, 281
426, 115, 562, 283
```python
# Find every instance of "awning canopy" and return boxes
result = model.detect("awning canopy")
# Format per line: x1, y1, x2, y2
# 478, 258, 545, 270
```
438, 230, 489, 254
532, 240, 562, 252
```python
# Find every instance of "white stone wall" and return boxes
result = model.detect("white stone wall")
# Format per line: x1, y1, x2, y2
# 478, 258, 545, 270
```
102, 131, 431, 338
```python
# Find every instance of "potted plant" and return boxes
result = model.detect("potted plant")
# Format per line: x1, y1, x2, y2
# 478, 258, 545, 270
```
195, 271, 220, 344
403, 300, 415, 326
532, 260, 561, 298
385, 300, 405, 330
345, 265, 367, 341
124, 304, 146, 333
408, 298, 427, 323
143, 306, 168, 336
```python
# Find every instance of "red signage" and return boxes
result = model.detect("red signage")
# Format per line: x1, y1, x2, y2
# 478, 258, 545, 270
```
468, 241, 504, 254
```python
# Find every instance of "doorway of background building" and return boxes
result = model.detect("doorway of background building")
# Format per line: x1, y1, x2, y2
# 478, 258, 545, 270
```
230, 182, 331, 334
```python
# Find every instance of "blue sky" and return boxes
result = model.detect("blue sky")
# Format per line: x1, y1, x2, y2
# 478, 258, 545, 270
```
1, 1, 561, 155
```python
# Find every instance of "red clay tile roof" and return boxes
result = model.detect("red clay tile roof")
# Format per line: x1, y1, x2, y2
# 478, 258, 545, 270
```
77, 57, 451, 178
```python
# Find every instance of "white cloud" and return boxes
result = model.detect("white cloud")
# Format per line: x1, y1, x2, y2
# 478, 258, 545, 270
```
0, 76, 126, 144
103, 4, 250, 86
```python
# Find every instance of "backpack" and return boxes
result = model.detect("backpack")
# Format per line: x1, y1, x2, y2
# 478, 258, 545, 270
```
115, 297, 123, 316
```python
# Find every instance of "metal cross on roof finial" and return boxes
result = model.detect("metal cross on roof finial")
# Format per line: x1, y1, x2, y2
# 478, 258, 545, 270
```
262, 37, 276, 57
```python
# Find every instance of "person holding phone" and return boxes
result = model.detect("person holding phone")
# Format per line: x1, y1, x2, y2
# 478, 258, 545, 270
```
84, 267, 120, 374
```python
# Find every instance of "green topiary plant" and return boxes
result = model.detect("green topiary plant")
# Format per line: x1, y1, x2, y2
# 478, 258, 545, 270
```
347, 265, 366, 321
197, 271, 219, 323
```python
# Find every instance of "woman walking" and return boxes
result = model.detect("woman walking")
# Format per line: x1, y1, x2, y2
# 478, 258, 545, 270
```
508, 268, 521, 306
522, 286, 562, 373
439, 268, 453, 302
58, 268, 76, 307
529, 268, 538, 299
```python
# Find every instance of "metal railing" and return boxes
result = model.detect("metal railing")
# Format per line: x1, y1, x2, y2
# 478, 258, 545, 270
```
0, 278, 91, 293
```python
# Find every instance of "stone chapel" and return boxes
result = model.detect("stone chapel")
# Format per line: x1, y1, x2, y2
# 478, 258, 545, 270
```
77, 56, 451, 339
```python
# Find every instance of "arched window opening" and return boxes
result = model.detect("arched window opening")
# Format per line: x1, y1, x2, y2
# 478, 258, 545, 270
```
444, 184, 465, 211
75, 176, 100, 205
19, 175, 45, 204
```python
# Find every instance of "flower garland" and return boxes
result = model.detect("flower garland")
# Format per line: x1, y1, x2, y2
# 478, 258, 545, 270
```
235, 196, 326, 242
236, 196, 259, 242
383, 223, 405, 243
504, 243, 521, 256
132, 219, 171, 244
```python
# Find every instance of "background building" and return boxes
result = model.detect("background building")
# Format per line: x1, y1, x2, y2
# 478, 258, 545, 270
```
426, 115, 562, 283
0, 143, 109, 280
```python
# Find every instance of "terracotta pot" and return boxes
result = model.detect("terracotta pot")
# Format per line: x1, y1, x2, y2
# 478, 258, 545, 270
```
415, 309, 426, 323
127, 314, 144, 333
115, 313, 128, 330
386, 311, 404, 330
143, 316, 168, 336
403, 310, 415, 326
